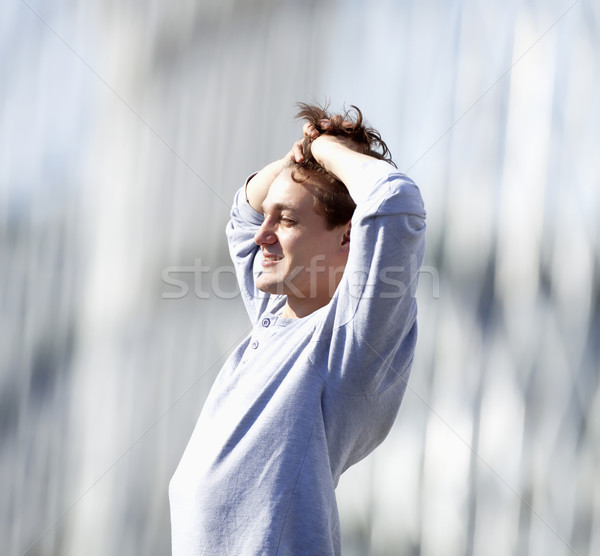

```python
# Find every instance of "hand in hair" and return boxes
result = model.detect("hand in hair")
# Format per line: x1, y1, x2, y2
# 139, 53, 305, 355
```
292, 103, 395, 193
247, 102, 394, 213
295, 103, 396, 169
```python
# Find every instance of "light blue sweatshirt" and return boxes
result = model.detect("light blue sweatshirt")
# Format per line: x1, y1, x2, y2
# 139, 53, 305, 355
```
169, 160, 426, 555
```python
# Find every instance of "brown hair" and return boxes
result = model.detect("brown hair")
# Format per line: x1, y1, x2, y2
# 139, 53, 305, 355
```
290, 103, 395, 229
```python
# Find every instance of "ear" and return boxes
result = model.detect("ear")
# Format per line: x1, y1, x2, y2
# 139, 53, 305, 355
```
340, 221, 351, 251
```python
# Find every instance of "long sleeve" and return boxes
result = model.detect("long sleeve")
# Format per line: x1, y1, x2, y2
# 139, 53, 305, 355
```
310, 159, 426, 395
225, 183, 284, 324
171, 160, 426, 556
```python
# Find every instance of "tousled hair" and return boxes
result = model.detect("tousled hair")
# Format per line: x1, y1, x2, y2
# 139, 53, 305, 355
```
290, 103, 395, 230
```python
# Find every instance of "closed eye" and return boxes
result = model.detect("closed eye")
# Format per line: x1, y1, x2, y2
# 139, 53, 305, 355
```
279, 215, 298, 226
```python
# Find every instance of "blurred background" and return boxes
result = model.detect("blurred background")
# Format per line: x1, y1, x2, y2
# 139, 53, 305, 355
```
1, 0, 599, 554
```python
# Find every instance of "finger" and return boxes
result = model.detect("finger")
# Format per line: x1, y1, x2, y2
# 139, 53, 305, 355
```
302, 122, 320, 139
291, 139, 304, 163
319, 119, 331, 130
330, 115, 343, 126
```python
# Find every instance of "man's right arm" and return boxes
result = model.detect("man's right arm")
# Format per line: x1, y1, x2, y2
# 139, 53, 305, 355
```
228, 139, 306, 322
246, 138, 309, 212
245, 158, 287, 213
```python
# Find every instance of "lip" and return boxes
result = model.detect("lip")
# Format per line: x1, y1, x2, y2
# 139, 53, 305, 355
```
262, 252, 282, 267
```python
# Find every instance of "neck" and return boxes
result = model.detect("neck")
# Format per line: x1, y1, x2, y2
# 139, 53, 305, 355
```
282, 296, 330, 319
282, 267, 346, 319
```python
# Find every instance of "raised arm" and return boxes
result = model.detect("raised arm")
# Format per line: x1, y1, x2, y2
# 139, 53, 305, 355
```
294, 110, 426, 394
227, 135, 310, 323
246, 139, 306, 212
293, 103, 396, 198
248, 107, 379, 212
309, 132, 376, 196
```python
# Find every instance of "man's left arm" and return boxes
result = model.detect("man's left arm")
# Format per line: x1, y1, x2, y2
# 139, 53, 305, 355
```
311, 135, 427, 394
309, 133, 377, 197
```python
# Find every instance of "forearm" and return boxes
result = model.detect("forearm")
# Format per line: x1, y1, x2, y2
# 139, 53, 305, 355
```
245, 157, 288, 213
227, 187, 270, 323
246, 128, 382, 211
309, 135, 378, 198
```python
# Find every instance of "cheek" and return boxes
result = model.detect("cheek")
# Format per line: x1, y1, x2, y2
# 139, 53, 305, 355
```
278, 229, 302, 251
312, 232, 339, 254
280, 228, 336, 262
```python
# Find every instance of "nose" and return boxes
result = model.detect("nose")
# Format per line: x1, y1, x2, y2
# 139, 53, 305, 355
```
254, 219, 277, 246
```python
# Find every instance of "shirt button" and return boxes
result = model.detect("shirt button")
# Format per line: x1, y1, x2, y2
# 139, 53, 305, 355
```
261, 318, 271, 328
251, 340, 259, 349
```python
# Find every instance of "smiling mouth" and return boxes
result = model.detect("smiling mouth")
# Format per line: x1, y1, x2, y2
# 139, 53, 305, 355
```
262, 253, 282, 267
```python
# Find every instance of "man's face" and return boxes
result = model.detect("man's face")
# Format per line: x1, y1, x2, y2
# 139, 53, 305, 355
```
254, 169, 350, 313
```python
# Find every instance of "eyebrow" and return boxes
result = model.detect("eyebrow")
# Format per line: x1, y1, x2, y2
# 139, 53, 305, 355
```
262, 202, 300, 215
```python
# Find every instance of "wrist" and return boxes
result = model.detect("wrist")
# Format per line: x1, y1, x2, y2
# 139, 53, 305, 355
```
310, 135, 341, 171
246, 158, 287, 213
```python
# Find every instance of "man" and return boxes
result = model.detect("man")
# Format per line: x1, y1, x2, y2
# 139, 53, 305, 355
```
169, 104, 426, 555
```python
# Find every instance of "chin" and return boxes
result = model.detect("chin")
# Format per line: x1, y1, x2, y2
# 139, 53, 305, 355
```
256, 277, 281, 295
